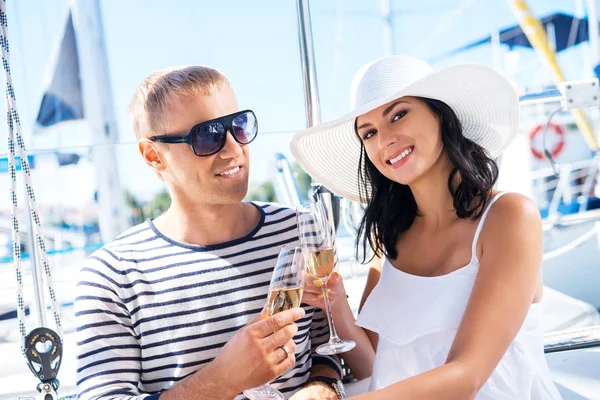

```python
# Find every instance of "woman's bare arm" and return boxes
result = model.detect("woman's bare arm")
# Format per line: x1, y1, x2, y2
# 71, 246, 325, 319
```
352, 194, 543, 399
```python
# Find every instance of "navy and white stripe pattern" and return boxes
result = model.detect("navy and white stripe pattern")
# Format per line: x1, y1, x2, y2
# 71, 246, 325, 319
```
75, 203, 342, 400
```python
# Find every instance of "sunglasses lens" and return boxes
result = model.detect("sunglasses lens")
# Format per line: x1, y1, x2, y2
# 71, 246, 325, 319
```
232, 111, 258, 144
192, 123, 225, 155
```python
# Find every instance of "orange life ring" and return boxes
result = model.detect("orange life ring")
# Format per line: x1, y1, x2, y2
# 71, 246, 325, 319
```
529, 123, 565, 160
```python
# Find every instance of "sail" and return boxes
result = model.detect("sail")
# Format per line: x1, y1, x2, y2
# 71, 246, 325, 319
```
35, 11, 84, 128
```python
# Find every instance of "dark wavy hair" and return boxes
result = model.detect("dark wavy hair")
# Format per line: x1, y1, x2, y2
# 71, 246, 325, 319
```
355, 97, 499, 262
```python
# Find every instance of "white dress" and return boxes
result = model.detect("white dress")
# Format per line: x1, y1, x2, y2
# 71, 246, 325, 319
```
355, 193, 562, 399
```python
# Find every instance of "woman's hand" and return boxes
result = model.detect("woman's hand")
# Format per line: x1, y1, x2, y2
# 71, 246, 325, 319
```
302, 271, 347, 311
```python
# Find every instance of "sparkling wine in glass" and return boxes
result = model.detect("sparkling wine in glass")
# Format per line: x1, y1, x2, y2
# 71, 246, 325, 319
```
243, 246, 307, 400
296, 202, 356, 355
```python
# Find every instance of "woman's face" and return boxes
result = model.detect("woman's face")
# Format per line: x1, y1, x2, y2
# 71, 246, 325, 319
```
356, 96, 446, 186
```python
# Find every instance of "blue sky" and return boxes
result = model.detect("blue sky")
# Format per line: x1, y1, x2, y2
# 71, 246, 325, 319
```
0, 0, 595, 208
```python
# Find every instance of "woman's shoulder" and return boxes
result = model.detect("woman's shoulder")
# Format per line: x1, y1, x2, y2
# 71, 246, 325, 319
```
482, 191, 542, 239
488, 191, 540, 218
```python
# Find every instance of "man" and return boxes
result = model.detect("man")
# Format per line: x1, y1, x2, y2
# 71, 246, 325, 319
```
75, 66, 344, 400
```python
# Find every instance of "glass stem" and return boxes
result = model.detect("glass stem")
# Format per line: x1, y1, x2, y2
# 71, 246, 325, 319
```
321, 282, 340, 341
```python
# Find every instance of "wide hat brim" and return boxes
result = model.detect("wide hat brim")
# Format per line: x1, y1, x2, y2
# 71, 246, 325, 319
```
290, 64, 519, 203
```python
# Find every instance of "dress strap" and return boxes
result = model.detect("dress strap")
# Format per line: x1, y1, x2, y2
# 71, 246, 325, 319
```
471, 192, 508, 258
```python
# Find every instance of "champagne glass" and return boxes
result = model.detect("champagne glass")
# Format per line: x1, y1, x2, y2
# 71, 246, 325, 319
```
243, 246, 307, 400
296, 202, 356, 355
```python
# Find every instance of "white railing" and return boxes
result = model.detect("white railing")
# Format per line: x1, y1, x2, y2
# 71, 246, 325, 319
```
531, 156, 600, 218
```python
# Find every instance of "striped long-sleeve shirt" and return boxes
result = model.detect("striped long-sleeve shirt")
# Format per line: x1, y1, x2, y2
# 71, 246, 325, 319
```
75, 202, 342, 400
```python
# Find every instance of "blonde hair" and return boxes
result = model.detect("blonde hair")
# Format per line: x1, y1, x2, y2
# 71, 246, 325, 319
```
129, 65, 231, 139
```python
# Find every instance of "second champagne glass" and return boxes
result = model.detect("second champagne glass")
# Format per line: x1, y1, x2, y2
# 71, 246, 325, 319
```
243, 246, 307, 400
296, 201, 356, 355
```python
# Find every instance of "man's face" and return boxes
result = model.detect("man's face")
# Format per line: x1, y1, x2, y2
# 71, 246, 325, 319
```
147, 87, 251, 207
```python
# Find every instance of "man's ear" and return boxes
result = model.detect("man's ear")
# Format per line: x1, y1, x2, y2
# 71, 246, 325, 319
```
138, 139, 166, 174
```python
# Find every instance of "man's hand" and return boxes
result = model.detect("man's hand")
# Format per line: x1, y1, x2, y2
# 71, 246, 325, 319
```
211, 307, 305, 395
290, 383, 340, 400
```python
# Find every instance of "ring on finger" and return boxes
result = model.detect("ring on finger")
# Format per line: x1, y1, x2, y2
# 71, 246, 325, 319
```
280, 344, 291, 359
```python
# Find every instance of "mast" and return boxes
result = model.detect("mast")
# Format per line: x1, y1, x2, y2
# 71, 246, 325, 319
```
69, 0, 130, 242
381, 0, 394, 56
295, 0, 339, 232
586, 0, 600, 76
295, 0, 322, 128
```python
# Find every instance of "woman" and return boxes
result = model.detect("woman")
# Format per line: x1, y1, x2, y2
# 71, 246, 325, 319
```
290, 55, 562, 399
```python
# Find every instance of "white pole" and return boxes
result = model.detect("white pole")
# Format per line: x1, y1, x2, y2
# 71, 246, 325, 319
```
585, 0, 600, 131
586, 0, 600, 68
381, 0, 394, 56
575, 0, 592, 78
69, 0, 130, 242
546, 22, 557, 84
24, 184, 47, 328
491, 30, 502, 71
295, 0, 339, 233
333, 0, 344, 112
296, 0, 322, 128
547, 22, 557, 53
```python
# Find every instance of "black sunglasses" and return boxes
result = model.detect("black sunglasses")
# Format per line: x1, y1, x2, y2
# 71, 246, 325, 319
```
149, 110, 258, 156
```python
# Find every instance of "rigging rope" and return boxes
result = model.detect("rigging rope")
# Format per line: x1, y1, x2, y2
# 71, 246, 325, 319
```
0, 0, 62, 358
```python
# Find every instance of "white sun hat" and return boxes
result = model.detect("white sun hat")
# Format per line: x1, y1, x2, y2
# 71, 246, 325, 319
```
290, 55, 519, 203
